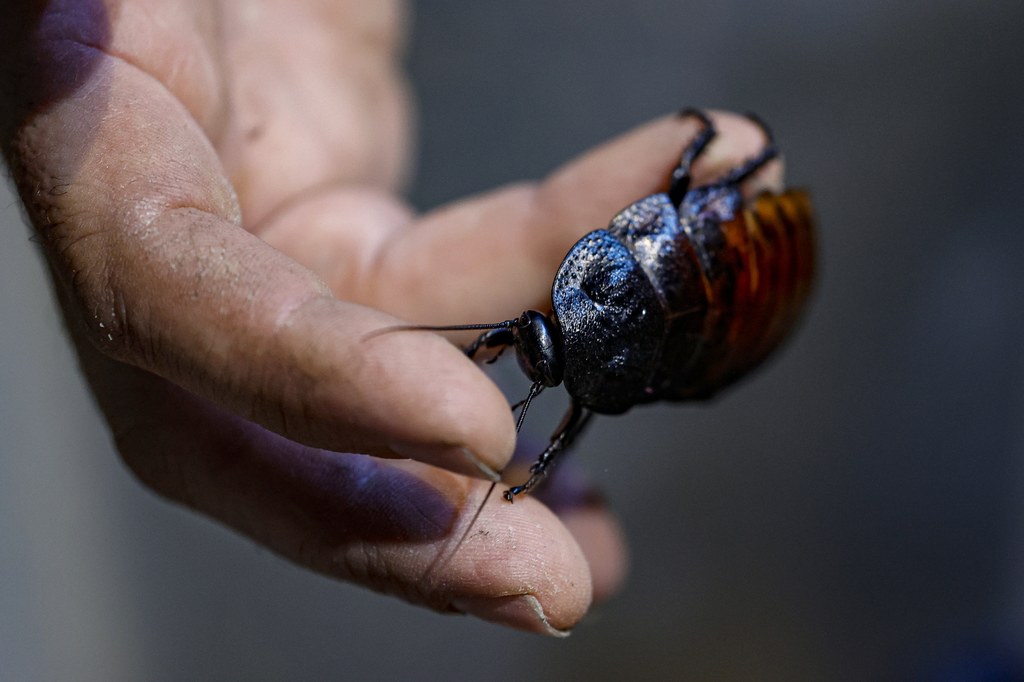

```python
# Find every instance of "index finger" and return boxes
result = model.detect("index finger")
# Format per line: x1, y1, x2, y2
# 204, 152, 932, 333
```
364, 111, 784, 323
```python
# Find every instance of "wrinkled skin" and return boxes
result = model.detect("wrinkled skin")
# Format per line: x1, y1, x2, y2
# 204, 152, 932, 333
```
0, 0, 782, 635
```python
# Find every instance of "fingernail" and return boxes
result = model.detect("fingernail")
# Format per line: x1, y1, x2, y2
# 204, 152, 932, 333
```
388, 442, 502, 482
451, 595, 571, 638
459, 447, 502, 482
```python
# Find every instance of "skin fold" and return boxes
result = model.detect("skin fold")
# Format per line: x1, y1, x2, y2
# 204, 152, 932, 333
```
0, 0, 782, 635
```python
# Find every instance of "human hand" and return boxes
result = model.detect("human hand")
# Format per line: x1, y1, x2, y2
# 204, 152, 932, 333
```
1, 0, 782, 635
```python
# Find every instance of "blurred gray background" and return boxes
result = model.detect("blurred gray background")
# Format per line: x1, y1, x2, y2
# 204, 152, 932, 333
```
3, 1, 1023, 680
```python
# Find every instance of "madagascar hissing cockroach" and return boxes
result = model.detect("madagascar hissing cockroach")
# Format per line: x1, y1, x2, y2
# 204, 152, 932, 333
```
401, 108, 815, 502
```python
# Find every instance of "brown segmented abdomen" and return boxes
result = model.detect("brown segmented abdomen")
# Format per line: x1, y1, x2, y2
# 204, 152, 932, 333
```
659, 188, 816, 401
737, 189, 816, 379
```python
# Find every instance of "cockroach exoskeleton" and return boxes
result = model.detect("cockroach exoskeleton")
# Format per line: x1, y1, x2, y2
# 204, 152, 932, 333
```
404, 109, 815, 502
